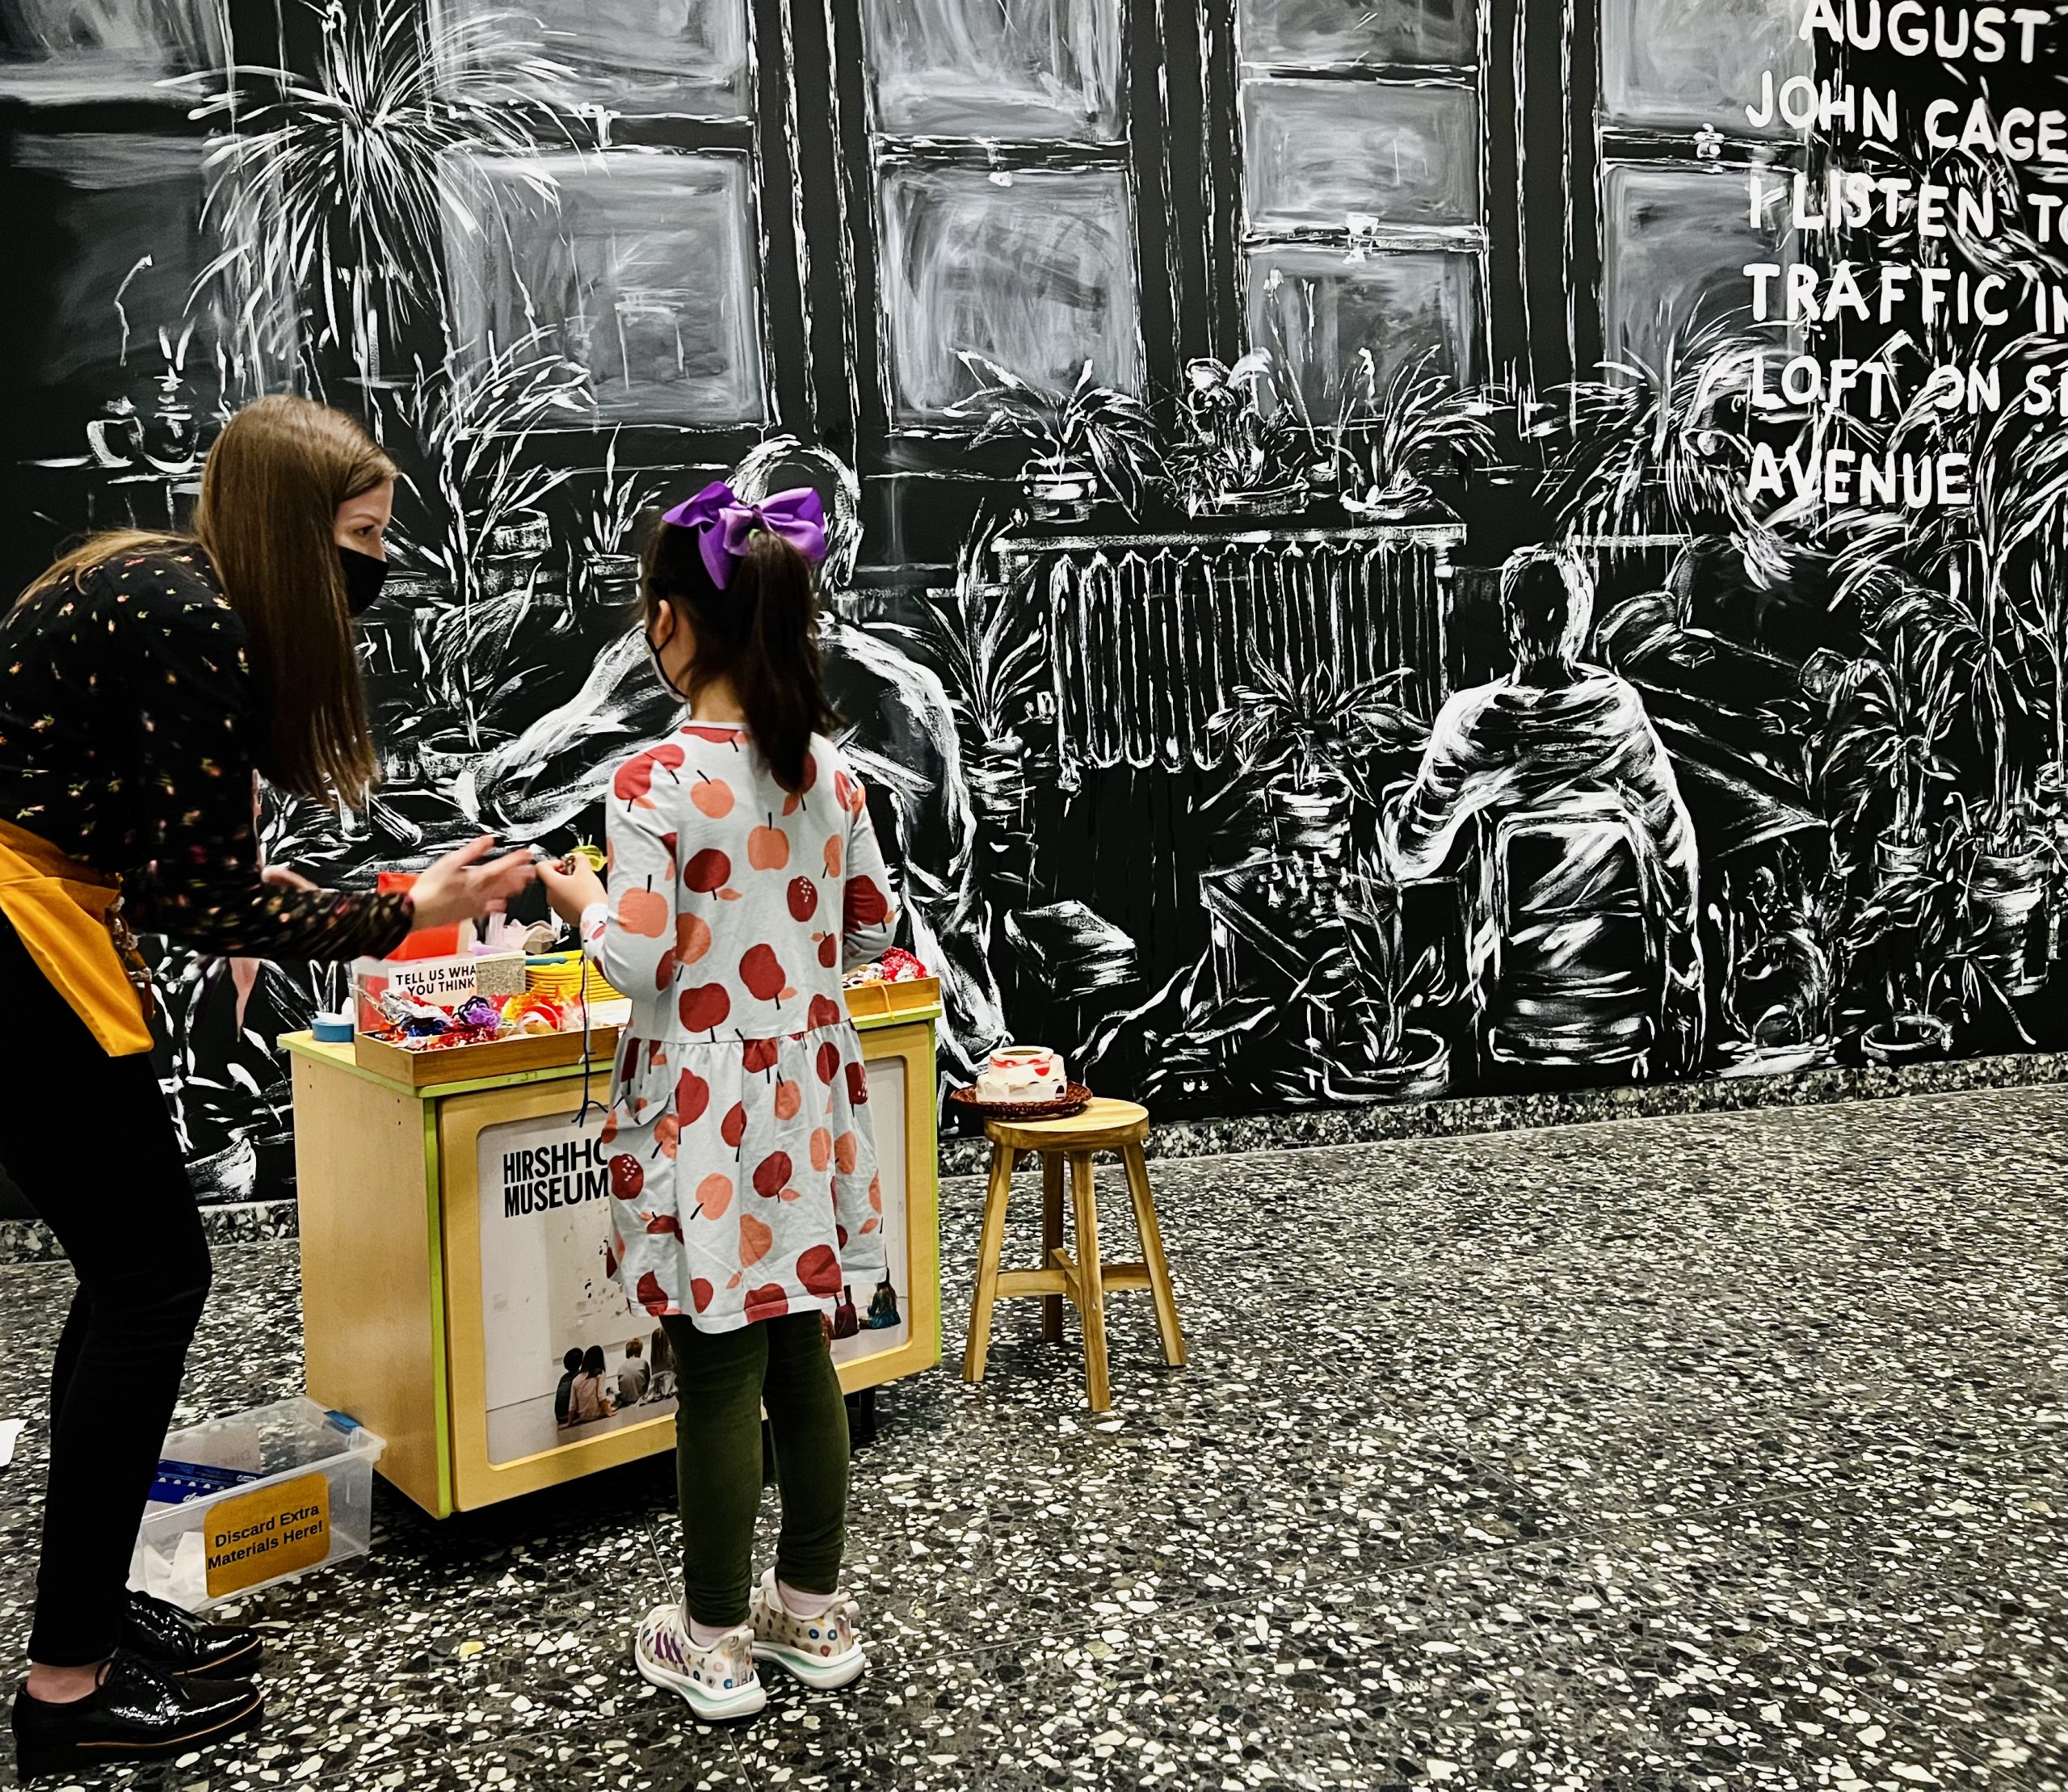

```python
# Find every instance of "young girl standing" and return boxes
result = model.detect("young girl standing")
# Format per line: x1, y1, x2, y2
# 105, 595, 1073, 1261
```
540, 481, 896, 1720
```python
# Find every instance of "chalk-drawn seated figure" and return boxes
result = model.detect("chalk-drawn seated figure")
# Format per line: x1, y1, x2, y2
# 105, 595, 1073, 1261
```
457, 439, 1007, 1082
1379, 548, 1704, 1077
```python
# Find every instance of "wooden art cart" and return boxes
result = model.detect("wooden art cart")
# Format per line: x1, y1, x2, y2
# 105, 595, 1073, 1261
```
281, 992, 942, 1517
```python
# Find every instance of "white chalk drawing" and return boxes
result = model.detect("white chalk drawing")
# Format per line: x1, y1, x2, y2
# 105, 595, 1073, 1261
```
0, 0, 225, 101
3, 0, 2062, 1201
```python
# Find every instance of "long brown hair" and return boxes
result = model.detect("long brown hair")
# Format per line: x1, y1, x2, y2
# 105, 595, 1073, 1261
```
641, 520, 839, 793
23, 395, 395, 806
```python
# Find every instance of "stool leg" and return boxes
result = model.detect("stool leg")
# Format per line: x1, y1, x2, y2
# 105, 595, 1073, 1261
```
1040, 1151, 1065, 1344
961, 1143, 1018, 1383
1069, 1150, 1111, 1411
1123, 1143, 1187, 1369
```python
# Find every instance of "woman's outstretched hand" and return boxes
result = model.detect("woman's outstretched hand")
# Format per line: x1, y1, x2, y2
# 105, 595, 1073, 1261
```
410, 836, 537, 932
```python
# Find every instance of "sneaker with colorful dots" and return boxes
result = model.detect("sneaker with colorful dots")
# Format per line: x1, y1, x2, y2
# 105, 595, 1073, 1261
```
747, 1570, 866, 1689
633, 1603, 766, 1720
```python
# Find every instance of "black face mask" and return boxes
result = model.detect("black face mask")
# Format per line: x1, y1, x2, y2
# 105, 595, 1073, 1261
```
338, 545, 389, 617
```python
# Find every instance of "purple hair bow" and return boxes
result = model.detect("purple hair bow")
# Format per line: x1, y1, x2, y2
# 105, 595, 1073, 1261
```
660, 479, 827, 591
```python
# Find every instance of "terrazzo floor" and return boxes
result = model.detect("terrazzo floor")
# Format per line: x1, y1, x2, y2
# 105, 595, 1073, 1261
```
0, 1087, 2062, 1792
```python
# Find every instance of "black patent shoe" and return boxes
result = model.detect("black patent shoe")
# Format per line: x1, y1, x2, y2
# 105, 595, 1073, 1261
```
123, 1589, 264, 1678
10, 1650, 262, 1780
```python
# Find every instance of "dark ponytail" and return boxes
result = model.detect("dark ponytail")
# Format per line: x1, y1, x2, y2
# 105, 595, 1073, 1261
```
641, 519, 841, 793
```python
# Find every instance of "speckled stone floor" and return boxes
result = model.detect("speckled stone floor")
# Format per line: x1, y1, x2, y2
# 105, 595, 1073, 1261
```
0, 1087, 2062, 1792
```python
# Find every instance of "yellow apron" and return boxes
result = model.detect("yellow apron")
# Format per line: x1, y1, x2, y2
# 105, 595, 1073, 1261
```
0, 818, 154, 1057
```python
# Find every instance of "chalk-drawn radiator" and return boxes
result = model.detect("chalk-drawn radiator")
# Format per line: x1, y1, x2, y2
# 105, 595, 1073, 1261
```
992, 519, 1465, 775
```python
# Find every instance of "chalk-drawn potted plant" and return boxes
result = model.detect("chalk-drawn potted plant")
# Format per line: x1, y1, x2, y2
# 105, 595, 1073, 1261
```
1329, 347, 1497, 522
578, 432, 656, 623
400, 330, 590, 750
951, 354, 1161, 518
200, 0, 575, 398
906, 503, 1047, 893
1804, 633, 1961, 872
1209, 664, 1428, 864
1323, 873, 1451, 1101
1166, 353, 1311, 518
1549, 316, 1784, 576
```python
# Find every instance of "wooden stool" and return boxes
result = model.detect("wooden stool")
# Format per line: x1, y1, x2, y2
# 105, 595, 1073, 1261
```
961, 1098, 1185, 1411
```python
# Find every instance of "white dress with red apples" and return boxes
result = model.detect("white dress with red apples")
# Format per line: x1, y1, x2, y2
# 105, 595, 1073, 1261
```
581, 722, 897, 1333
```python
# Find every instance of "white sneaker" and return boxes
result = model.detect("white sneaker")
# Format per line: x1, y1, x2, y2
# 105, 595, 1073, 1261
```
748, 1568, 867, 1689
633, 1602, 767, 1720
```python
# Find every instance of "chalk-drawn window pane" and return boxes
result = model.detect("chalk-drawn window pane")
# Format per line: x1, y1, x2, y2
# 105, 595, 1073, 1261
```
1239, 0, 1475, 69
13, 133, 236, 445
862, 0, 1122, 142
1242, 79, 1477, 234
1600, 0, 1810, 137
0, 0, 225, 102
443, 152, 767, 427
1601, 162, 1787, 372
431, 0, 750, 118
877, 164, 1141, 423
1247, 246, 1481, 412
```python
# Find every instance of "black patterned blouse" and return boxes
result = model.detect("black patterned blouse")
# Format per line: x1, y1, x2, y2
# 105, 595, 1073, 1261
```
0, 547, 412, 961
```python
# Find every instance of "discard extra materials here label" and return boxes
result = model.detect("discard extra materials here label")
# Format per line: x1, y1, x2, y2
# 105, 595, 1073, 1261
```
204, 1471, 330, 1599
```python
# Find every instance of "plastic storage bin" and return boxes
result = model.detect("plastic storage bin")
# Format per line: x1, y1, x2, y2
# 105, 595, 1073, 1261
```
128, 1399, 385, 1612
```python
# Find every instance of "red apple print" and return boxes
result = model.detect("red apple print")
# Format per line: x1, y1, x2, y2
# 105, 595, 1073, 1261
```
609, 1155, 644, 1201
652, 1114, 680, 1159
752, 1152, 793, 1199
817, 932, 839, 969
800, 750, 818, 793
641, 1211, 683, 1238
773, 1078, 802, 1121
809, 1127, 832, 1172
621, 878, 668, 937
675, 911, 712, 964
788, 877, 818, 922
808, 994, 842, 1030
613, 757, 657, 809
691, 1277, 714, 1314
797, 1243, 842, 1298
721, 1103, 747, 1148
675, 1069, 710, 1125
816, 1040, 841, 1084
845, 876, 889, 929
739, 1211, 773, 1266
679, 982, 730, 1034
742, 1037, 779, 1075
747, 821, 789, 871
685, 848, 730, 894
834, 1130, 860, 1174
746, 1285, 789, 1319
823, 835, 843, 879
690, 773, 733, 818
741, 944, 786, 1002
845, 1061, 870, 1106
655, 950, 679, 991
834, 769, 853, 811
647, 1040, 668, 1067
695, 1172, 733, 1220
614, 745, 684, 810
868, 1173, 883, 1212
600, 1111, 620, 1146
636, 1271, 670, 1314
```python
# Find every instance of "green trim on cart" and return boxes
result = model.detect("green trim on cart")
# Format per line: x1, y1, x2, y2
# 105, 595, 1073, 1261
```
422, 1104, 456, 1519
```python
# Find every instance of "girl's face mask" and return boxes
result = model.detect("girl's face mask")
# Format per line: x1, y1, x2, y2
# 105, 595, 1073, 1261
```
645, 607, 691, 703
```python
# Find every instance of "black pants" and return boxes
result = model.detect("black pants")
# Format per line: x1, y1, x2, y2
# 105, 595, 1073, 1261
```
0, 926, 211, 1666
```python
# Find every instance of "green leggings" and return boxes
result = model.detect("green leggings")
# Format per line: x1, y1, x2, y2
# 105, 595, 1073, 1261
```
656, 1312, 848, 1630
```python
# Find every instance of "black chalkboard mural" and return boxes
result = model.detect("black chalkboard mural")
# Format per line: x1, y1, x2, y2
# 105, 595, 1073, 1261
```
0, 0, 2062, 1202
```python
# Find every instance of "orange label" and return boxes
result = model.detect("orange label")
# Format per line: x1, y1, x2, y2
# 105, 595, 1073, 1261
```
204, 1471, 330, 1599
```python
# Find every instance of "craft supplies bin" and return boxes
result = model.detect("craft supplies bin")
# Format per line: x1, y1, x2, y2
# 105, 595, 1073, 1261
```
129, 1399, 385, 1612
